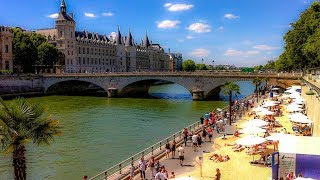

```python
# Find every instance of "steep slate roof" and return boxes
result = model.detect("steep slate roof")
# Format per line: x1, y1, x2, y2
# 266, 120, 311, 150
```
115, 26, 123, 45
142, 34, 151, 47
125, 29, 134, 46
75, 31, 110, 41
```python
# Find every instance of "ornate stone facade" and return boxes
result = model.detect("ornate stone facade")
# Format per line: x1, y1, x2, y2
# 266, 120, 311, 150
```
0, 26, 13, 71
36, 0, 181, 73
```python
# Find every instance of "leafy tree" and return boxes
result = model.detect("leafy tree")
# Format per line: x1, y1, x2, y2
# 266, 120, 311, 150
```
221, 82, 240, 125
276, 2, 320, 71
254, 65, 264, 71
37, 42, 60, 65
30, 33, 47, 48
182, 59, 196, 72
264, 60, 275, 70
12, 28, 38, 73
0, 98, 61, 180
196, 63, 208, 70
263, 77, 270, 89
252, 77, 262, 102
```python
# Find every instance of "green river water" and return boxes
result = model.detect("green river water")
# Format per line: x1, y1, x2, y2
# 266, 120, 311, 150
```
0, 82, 255, 179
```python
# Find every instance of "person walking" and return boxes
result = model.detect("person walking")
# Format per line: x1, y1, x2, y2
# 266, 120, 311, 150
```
200, 115, 204, 125
148, 156, 155, 178
192, 133, 198, 152
202, 126, 207, 142
171, 140, 176, 159
138, 156, 147, 180
177, 145, 184, 166
182, 128, 188, 146
207, 126, 213, 142
165, 141, 171, 160
129, 162, 136, 180
215, 168, 221, 180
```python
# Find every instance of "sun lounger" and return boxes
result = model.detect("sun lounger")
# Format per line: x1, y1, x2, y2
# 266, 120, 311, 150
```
234, 146, 245, 152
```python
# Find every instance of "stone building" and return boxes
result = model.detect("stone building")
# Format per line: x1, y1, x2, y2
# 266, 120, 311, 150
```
36, 0, 181, 73
0, 26, 13, 71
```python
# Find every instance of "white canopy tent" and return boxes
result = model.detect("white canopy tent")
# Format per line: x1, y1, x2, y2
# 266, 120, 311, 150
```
236, 135, 266, 146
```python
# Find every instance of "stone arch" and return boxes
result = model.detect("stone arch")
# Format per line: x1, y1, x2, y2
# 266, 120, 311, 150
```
44, 78, 107, 94
118, 78, 192, 98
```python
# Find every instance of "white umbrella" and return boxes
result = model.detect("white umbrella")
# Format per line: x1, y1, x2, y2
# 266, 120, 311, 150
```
287, 104, 303, 108
286, 106, 303, 112
289, 113, 312, 124
262, 102, 277, 107
239, 126, 266, 134
290, 118, 312, 124
242, 119, 268, 128
257, 110, 274, 116
265, 133, 286, 141
252, 107, 268, 112
236, 135, 266, 146
271, 88, 280, 90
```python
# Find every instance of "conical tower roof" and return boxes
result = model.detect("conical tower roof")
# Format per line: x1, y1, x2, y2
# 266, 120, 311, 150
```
115, 26, 122, 45
125, 29, 133, 46
142, 32, 151, 48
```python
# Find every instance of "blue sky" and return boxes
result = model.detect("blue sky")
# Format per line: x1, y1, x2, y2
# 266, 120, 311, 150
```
0, 0, 313, 66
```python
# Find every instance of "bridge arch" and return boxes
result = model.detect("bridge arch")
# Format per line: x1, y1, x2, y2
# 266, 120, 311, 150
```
44, 79, 107, 94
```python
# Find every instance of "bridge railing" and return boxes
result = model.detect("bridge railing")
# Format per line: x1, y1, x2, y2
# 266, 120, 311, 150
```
39, 71, 303, 78
88, 94, 255, 180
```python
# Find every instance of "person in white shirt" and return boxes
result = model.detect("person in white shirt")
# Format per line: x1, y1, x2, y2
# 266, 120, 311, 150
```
138, 157, 146, 180
192, 134, 198, 151
177, 145, 184, 166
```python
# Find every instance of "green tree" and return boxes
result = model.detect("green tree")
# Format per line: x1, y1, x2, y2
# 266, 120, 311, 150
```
30, 33, 47, 48
0, 98, 61, 180
12, 28, 38, 73
263, 77, 270, 89
276, 2, 320, 70
264, 60, 275, 70
37, 42, 60, 65
196, 63, 208, 70
182, 59, 196, 72
221, 82, 240, 125
252, 77, 262, 102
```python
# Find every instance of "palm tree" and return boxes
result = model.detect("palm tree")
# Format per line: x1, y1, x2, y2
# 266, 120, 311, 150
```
252, 77, 262, 102
221, 82, 240, 125
263, 77, 270, 90
0, 98, 61, 180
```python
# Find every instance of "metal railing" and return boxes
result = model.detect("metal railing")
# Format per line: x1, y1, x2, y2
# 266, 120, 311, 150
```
89, 94, 255, 180
302, 78, 320, 96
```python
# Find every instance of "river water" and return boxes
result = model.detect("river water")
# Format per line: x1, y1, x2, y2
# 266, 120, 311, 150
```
0, 81, 256, 179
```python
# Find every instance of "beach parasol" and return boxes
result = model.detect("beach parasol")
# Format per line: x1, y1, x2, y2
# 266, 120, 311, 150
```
242, 119, 268, 128
252, 107, 268, 112
286, 106, 303, 112
239, 126, 266, 134
265, 133, 286, 141
289, 113, 312, 124
236, 135, 266, 146
257, 110, 274, 116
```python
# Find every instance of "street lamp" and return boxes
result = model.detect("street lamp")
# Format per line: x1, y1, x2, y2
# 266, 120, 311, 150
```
212, 60, 215, 71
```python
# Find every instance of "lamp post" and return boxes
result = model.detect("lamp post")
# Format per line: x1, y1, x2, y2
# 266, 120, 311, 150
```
212, 60, 215, 71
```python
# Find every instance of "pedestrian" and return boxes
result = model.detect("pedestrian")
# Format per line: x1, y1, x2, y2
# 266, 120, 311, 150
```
165, 141, 171, 159
207, 126, 213, 142
138, 156, 146, 180
129, 162, 135, 180
148, 156, 155, 178
215, 168, 221, 180
83, 175, 88, 180
182, 128, 188, 146
177, 145, 184, 166
192, 133, 198, 152
155, 160, 161, 173
171, 140, 176, 159
202, 126, 207, 142
200, 115, 204, 124
197, 134, 202, 147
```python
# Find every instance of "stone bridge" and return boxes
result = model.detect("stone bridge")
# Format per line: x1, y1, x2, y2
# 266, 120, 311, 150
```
40, 72, 302, 100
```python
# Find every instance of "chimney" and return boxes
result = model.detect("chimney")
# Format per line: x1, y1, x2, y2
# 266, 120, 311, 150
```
70, 13, 74, 19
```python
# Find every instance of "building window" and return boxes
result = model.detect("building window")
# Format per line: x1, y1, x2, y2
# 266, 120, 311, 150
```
78, 57, 81, 64
87, 48, 89, 54
83, 47, 85, 54
71, 32, 73, 38
87, 58, 89, 64
5, 45, 9, 53
68, 51, 69, 55
83, 57, 85, 65
79, 47, 81, 54
71, 51, 73, 55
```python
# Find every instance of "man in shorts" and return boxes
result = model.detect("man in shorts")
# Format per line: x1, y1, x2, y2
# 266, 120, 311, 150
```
192, 134, 198, 152
177, 145, 184, 166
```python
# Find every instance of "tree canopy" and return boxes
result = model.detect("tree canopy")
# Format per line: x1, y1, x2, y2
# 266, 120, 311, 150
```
182, 59, 196, 72
275, 2, 320, 71
12, 28, 62, 73
196, 63, 208, 70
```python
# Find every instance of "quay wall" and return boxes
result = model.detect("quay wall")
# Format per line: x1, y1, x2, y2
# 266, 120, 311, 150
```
0, 75, 44, 98
302, 86, 320, 136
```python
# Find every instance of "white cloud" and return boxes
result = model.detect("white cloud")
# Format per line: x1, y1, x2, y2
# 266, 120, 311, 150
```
84, 12, 96, 18
109, 32, 117, 41
102, 12, 113, 17
48, 13, 58, 19
164, 3, 172, 7
156, 20, 180, 29
187, 22, 211, 33
224, 13, 240, 19
224, 48, 260, 57
217, 26, 224, 32
253, 44, 279, 51
186, 35, 193, 39
164, 3, 194, 12
267, 51, 273, 55
190, 48, 210, 57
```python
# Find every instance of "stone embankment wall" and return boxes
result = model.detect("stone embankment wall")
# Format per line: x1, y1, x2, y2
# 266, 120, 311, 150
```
0, 75, 44, 98
302, 86, 320, 136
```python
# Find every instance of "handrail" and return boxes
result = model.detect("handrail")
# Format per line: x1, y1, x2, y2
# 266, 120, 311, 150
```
89, 93, 255, 180
302, 77, 320, 95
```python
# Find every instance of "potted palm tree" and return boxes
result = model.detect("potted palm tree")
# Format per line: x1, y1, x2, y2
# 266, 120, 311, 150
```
0, 98, 61, 180
252, 77, 262, 102
221, 82, 240, 125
